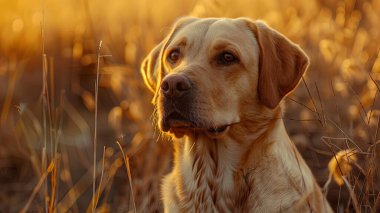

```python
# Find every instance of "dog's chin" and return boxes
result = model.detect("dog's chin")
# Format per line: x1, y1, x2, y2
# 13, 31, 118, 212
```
161, 118, 231, 139
165, 119, 194, 138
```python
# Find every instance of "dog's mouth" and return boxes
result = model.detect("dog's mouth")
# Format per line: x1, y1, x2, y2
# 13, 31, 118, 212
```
204, 125, 230, 138
162, 112, 232, 138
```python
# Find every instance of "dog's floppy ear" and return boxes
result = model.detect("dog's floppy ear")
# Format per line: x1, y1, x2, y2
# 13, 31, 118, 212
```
246, 20, 309, 108
140, 17, 197, 94
140, 41, 164, 93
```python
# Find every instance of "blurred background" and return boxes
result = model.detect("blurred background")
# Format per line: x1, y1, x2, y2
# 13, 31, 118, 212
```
0, 0, 379, 212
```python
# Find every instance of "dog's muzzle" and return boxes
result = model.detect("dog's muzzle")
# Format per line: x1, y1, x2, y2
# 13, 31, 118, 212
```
158, 74, 234, 137
159, 74, 195, 132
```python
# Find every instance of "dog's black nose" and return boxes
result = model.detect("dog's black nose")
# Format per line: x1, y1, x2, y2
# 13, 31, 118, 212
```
161, 74, 191, 98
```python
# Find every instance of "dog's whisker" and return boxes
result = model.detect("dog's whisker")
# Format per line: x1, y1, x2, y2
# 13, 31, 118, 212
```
188, 141, 196, 153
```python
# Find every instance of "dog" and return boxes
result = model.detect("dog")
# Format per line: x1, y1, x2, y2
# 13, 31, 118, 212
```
141, 17, 333, 212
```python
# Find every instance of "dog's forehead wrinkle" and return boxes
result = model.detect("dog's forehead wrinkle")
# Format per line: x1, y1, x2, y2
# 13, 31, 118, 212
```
174, 19, 214, 44
206, 20, 246, 39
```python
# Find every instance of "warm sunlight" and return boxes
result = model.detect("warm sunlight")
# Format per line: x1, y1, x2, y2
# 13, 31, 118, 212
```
0, 0, 379, 212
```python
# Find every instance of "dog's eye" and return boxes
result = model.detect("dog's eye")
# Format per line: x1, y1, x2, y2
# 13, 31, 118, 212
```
167, 49, 180, 63
218, 52, 238, 65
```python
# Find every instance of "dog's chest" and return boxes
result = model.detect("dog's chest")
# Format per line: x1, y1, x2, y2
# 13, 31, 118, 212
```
176, 140, 253, 212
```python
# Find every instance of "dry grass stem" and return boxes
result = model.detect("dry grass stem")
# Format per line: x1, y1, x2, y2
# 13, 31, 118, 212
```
117, 141, 137, 213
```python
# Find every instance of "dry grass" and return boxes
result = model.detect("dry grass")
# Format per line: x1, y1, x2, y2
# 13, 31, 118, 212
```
0, 0, 379, 212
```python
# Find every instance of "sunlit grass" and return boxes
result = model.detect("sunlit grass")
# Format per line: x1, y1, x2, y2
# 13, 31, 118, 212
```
0, 0, 379, 212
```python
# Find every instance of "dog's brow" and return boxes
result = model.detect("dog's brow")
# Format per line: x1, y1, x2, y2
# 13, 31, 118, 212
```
213, 42, 234, 49
211, 40, 240, 53
171, 37, 187, 48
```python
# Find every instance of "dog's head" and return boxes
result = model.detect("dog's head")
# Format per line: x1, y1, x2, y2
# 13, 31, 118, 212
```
141, 17, 309, 138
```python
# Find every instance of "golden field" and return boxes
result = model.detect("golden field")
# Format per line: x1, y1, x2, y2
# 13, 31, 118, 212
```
0, 0, 379, 212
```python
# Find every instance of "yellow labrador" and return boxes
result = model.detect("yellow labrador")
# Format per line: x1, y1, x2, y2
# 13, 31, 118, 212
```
141, 17, 333, 212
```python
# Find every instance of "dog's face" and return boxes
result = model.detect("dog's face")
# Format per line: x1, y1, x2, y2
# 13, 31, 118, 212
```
141, 17, 308, 138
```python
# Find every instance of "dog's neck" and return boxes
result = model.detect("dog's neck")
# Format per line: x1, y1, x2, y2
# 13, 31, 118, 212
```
170, 106, 315, 210
175, 104, 283, 168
